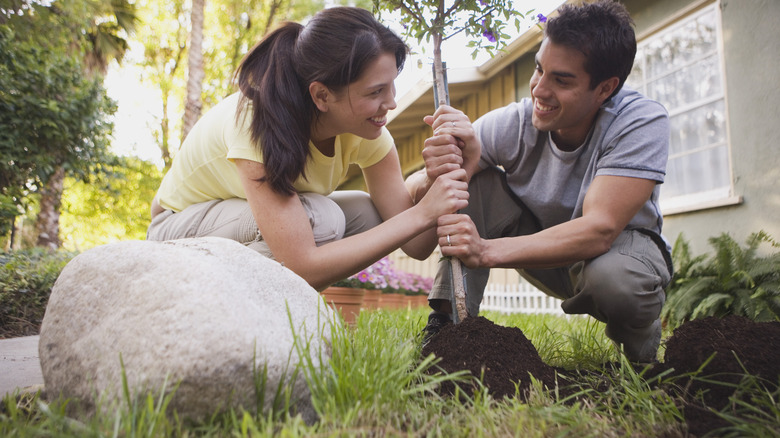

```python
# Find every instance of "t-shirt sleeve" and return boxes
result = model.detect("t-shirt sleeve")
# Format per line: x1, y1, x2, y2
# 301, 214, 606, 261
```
596, 98, 669, 183
225, 102, 264, 164
474, 102, 528, 171
354, 127, 394, 168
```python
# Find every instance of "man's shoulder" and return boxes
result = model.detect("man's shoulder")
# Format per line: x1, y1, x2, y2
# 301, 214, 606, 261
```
476, 99, 534, 133
480, 99, 530, 120
606, 88, 668, 116
475, 99, 538, 145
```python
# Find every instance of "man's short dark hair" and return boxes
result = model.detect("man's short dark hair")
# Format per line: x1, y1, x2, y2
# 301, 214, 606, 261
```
545, 0, 637, 99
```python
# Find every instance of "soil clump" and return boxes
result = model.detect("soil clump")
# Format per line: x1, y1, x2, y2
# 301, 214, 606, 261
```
422, 316, 557, 400
423, 314, 780, 436
659, 315, 780, 436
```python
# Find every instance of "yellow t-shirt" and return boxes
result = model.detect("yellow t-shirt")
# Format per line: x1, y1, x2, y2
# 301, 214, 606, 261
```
157, 92, 394, 212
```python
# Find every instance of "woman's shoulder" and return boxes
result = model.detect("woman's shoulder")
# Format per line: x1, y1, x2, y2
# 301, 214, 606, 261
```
342, 128, 393, 149
214, 92, 246, 117
339, 128, 394, 166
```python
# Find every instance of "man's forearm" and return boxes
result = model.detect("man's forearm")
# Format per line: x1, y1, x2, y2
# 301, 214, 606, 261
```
483, 217, 617, 270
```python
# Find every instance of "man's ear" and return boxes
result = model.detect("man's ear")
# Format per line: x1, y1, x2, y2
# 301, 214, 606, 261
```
597, 77, 620, 103
309, 81, 331, 112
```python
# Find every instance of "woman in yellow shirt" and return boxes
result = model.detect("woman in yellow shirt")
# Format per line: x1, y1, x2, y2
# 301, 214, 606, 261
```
147, 7, 468, 290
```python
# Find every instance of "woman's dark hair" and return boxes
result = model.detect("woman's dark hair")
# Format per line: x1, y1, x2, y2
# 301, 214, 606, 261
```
235, 7, 408, 195
545, 0, 636, 99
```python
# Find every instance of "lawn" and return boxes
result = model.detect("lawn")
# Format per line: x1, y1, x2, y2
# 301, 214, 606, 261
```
3, 306, 778, 437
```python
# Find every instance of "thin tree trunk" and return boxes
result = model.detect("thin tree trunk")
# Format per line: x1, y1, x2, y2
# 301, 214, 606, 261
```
432, 33, 448, 107
263, 0, 283, 35
157, 38, 185, 170
181, 0, 205, 142
433, 28, 467, 323
8, 215, 16, 250
160, 90, 173, 170
35, 165, 65, 250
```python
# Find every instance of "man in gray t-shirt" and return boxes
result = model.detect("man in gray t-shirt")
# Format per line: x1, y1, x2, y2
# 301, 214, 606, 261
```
407, 0, 673, 363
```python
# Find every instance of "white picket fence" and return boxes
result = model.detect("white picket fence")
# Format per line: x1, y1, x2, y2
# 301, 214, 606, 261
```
388, 249, 564, 315
480, 281, 564, 315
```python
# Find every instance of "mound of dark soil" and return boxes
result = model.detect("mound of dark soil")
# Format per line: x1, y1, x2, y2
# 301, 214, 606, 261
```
423, 314, 780, 436
664, 315, 780, 382
660, 315, 780, 436
421, 316, 557, 400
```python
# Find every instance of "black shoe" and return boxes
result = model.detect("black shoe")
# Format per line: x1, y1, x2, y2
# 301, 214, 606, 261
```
422, 313, 451, 344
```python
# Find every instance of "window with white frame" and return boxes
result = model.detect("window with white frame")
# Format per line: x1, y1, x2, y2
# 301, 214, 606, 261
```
625, 4, 732, 214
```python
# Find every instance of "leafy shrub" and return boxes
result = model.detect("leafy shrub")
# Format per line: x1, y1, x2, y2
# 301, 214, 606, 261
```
0, 248, 76, 338
662, 231, 780, 329
0, 193, 19, 238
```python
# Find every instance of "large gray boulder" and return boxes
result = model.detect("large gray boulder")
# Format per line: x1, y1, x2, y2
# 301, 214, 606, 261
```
39, 237, 335, 422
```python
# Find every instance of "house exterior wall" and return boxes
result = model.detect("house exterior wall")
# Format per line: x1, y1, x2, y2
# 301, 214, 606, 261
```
631, 0, 780, 256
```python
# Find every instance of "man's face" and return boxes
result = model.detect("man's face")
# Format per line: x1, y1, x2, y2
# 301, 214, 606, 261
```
529, 39, 612, 150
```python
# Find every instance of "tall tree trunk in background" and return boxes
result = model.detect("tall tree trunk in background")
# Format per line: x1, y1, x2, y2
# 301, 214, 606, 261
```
35, 165, 64, 250
181, 0, 205, 142
31, 0, 138, 249
160, 93, 174, 170
263, 0, 282, 35
155, 34, 186, 172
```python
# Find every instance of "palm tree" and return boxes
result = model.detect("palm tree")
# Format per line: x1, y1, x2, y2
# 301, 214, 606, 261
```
181, 0, 205, 142
34, 0, 139, 249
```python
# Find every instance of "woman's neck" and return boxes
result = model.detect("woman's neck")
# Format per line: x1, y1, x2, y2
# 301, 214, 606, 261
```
311, 136, 335, 157
311, 119, 337, 157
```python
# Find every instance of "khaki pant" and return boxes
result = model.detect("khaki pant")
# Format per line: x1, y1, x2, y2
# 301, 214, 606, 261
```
429, 167, 672, 356
147, 191, 382, 259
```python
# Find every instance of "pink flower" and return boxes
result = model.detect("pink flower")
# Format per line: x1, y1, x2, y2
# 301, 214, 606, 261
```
355, 256, 435, 295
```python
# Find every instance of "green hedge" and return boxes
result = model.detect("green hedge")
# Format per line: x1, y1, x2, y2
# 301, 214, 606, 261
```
0, 249, 76, 338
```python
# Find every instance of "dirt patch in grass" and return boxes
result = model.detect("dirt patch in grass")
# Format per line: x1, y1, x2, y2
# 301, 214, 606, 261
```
659, 315, 780, 436
422, 316, 558, 400
423, 314, 780, 436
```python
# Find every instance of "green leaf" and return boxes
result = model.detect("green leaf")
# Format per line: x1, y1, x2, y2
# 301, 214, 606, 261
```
691, 293, 733, 320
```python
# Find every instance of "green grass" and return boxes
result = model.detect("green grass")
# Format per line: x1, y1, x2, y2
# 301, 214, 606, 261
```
2, 308, 777, 437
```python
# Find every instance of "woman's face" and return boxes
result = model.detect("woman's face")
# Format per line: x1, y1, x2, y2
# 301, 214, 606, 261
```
320, 52, 399, 140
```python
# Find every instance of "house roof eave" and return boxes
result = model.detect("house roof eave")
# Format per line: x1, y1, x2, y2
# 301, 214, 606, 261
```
387, 24, 545, 142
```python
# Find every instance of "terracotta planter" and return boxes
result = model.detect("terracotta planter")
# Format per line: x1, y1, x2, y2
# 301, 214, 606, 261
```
411, 294, 429, 308
379, 292, 405, 310
320, 287, 365, 324
401, 294, 428, 309
362, 288, 381, 310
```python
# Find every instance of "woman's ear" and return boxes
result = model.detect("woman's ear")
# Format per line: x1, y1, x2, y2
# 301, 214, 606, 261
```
309, 81, 331, 112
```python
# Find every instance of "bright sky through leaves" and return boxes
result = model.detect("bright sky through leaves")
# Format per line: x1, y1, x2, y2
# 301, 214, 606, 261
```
106, 0, 564, 166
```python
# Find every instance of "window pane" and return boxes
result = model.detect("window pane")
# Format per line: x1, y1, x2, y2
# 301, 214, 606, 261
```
661, 159, 682, 199
625, 58, 645, 92
662, 144, 729, 201
627, 5, 730, 208
669, 100, 726, 156
648, 54, 721, 111
644, 10, 717, 80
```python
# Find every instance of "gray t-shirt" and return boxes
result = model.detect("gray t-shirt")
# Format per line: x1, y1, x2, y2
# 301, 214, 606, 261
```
475, 87, 669, 235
